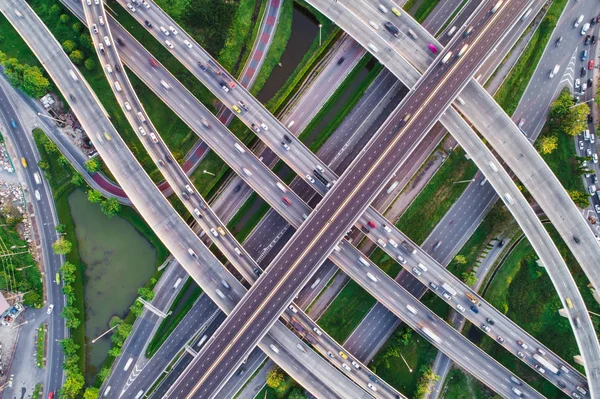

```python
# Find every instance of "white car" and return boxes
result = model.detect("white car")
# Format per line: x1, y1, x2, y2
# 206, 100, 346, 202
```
165, 40, 174, 49
124, 101, 132, 111
306, 174, 315, 184
94, 0, 99, 4
35, 190, 41, 201
313, 327, 322, 336
595, 205, 600, 213
341, 363, 352, 372
184, 39, 193, 48
127, 2, 136, 12
260, 123, 269, 131
169, 26, 178, 35
160, 26, 170, 36
367, 383, 378, 392
582, 22, 591, 35
210, 228, 218, 237
98, 15, 105, 25
587, 148, 592, 157
150, 133, 158, 143
92, 24, 98, 33
456, 304, 466, 312
142, 0, 150, 8
105, 64, 113, 73
580, 140, 584, 150
86, 0, 91, 4
282, 142, 290, 151
47, 304, 54, 314
594, 153, 598, 164
288, 305, 298, 313
138, 126, 147, 136
575, 78, 581, 89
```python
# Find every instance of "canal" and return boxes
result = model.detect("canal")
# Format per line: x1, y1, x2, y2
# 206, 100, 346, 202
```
67, 189, 157, 378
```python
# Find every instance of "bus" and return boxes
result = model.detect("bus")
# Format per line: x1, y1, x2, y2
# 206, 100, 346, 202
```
532, 354, 559, 374
207, 60, 222, 75
421, 326, 442, 344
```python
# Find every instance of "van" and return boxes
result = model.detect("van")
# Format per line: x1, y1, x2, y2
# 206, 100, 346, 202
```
441, 52, 453, 64
216, 289, 225, 299
447, 26, 457, 36
378, 4, 388, 13
521, 8, 532, 20
160, 80, 171, 90
358, 257, 370, 267
575, 15, 584, 28
234, 143, 246, 153
417, 263, 428, 272
137, 112, 146, 123
407, 29, 418, 40
221, 279, 230, 289
368, 43, 379, 53
388, 239, 398, 248
114, 81, 122, 92
479, 177, 488, 186
367, 272, 378, 282
406, 304, 418, 314
377, 238, 387, 248
173, 278, 182, 289
585, 129, 591, 140
276, 182, 287, 192
187, 248, 197, 258
511, 387, 523, 397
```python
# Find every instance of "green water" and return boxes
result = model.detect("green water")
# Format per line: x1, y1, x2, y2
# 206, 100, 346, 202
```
67, 189, 157, 376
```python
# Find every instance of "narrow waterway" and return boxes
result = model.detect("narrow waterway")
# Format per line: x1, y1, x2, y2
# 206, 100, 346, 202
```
67, 189, 157, 379
257, 4, 319, 103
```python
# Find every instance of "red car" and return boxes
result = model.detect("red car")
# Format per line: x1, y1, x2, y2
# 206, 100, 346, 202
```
589, 60, 595, 70
368, 221, 376, 228
282, 196, 292, 206
48, 393, 54, 399
427, 43, 438, 53
149, 58, 159, 68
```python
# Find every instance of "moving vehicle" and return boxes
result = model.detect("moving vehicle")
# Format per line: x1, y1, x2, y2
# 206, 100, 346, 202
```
149, 58, 159, 68
160, 80, 171, 90
47, 304, 54, 314
427, 43, 438, 53
442, 283, 457, 297
549, 64, 560, 78
420, 325, 442, 343
391, 6, 401, 16
491, 0, 503, 13
21, 158, 27, 168
384, 21, 399, 36
574, 15, 584, 28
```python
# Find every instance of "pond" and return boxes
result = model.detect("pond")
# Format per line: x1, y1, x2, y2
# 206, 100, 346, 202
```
67, 189, 157, 378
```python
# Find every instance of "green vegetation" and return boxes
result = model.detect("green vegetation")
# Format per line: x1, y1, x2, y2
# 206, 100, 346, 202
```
413, 0, 442, 23
0, 14, 39, 67
36, 325, 46, 368
227, 193, 271, 242
299, 57, 383, 151
0, 52, 50, 98
217, 0, 259, 74
0, 210, 43, 307
494, 0, 569, 115
396, 147, 478, 244
152, 0, 239, 56
478, 227, 595, 397
32, 384, 43, 399
438, 0, 469, 34
146, 278, 202, 357
264, 1, 340, 114
259, 366, 307, 398
442, 368, 492, 399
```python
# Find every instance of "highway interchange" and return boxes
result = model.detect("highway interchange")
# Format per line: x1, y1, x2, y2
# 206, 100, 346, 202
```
2, 0, 600, 397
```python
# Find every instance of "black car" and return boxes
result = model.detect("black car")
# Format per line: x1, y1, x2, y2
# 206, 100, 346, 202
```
114, 64, 121, 72
361, 226, 370, 234
165, 154, 173, 163
384, 21, 400, 37
253, 267, 262, 277
69, 93, 76, 102
558, 380, 567, 389
585, 35, 591, 45
592, 17, 597, 26
182, 191, 190, 200
581, 67, 587, 77
486, 317, 495, 325
593, 35, 597, 44
555, 36, 563, 47
283, 134, 292, 143
588, 113, 594, 123
337, 57, 345, 65
588, 79, 593, 87
144, 20, 153, 28
234, 184, 242, 192
116, 37, 124, 46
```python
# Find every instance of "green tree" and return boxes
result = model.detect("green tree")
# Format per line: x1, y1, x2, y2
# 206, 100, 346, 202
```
50, 4, 62, 16
569, 190, 590, 208
61, 371, 84, 399
138, 287, 155, 301
97, 367, 110, 382
62, 40, 77, 53
87, 189, 103, 203
130, 301, 143, 316
69, 50, 84, 65
108, 346, 122, 357
52, 238, 72, 255
60, 337, 79, 357
454, 254, 467, 264
21, 66, 50, 98
100, 198, 122, 218
58, 155, 69, 166
72, 22, 82, 33
39, 133, 58, 153
61, 305, 81, 329
84, 158, 101, 173
55, 223, 66, 233
71, 173, 84, 186
537, 134, 558, 154
79, 33, 93, 50
38, 160, 49, 171
549, 89, 573, 120
84, 58, 96, 71
59, 14, 70, 24
266, 367, 285, 390
461, 270, 477, 286
60, 262, 77, 284
83, 387, 99, 399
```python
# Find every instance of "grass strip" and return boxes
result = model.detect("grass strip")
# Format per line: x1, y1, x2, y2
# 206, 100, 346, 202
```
438, 0, 469, 34
36, 324, 46, 368
217, 0, 259, 74
493, 0, 568, 115
146, 278, 202, 357
396, 147, 478, 244
32, 384, 42, 399
414, 0, 442, 22
233, 0, 269, 78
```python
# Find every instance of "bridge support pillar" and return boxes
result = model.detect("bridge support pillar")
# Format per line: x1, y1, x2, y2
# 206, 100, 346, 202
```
558, 308, 569, 318
535, 259, 545, 268
574, 355, 584, 367
592, 288, 600, 305
184, 345, 197, 357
